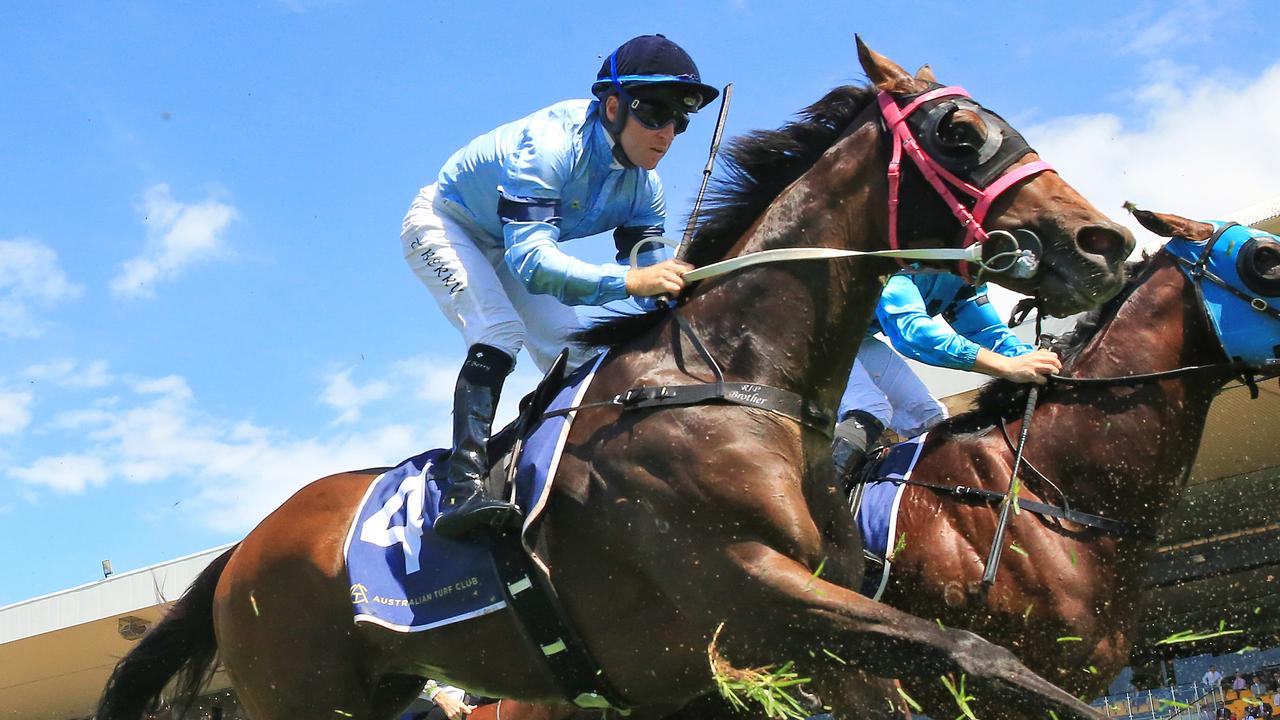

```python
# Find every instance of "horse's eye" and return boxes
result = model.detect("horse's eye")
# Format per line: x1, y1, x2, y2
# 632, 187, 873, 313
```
936, 108, 988, 156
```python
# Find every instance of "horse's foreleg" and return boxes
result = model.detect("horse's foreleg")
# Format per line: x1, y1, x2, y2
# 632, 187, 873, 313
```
811, 671, 906, 720
713, 543, 1101, 720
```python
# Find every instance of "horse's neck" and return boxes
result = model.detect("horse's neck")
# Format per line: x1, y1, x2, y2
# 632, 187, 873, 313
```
677, 120, 893, 409
1035, 254, 1225, 523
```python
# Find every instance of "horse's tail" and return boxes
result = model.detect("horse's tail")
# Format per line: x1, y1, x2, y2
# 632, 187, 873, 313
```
96, 544, 237, 720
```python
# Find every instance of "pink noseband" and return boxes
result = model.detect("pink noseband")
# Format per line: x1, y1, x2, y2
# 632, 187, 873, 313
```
877, 86, 1053, 280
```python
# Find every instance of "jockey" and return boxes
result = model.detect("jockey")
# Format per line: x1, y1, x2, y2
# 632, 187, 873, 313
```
401, 35, 718, 538
831, 270, 1062, 479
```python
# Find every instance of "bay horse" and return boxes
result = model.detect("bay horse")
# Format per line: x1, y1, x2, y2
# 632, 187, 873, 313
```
866, 207, 1280, 714
96, 40, 1134, 720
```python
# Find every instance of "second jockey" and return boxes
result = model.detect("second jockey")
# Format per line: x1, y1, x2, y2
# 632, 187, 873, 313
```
401, 35, 718, 538
832, 270, 1062, 479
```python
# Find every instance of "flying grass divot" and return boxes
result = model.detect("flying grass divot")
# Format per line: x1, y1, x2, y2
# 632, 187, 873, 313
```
707, 623, 812, 720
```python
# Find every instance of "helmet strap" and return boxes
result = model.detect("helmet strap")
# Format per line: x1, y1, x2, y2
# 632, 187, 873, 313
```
606, 101, 636, 168
604, 52, 636, 168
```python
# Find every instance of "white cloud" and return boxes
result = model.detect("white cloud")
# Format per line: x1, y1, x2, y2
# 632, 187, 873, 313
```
110, 184, 237, 299
192, 352, 546, 529
0, 390, 34, 435
6, 348, 555, 532
21, 359, 114, 389
392, 356, 462, 405
325, 353, 544, 424
0, 238, 83, 337
321, 367, 394, 424
388, 353, 544, 424
191, 424, 427, 531
132, 374, 193, 401
1025, 60, 1280, 245
12, 453, 111, 494
1120, 1, 1229, 57
49, 404, 116, 431
9, 369, 454, 531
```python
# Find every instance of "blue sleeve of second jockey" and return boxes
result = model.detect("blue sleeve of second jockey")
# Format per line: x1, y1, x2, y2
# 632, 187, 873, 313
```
876, 274, 982, 370
946, 285, 1034, 358
498, 116, 631, 306
877, 274, 1033, 369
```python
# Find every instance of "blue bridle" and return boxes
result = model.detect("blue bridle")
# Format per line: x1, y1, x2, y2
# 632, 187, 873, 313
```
1164, 221, 1280, 365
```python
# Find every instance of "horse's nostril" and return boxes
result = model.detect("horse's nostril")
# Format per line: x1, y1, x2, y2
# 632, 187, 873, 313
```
1077, 224, 1135, 264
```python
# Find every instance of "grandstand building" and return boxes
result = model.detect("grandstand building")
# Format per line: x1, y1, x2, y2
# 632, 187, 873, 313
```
3, 211, 1278, 720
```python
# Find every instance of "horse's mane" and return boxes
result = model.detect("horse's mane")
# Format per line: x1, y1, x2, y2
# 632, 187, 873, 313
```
575, 85, 879, 349
954, 254, 1155, 426
681, 85, 878, 268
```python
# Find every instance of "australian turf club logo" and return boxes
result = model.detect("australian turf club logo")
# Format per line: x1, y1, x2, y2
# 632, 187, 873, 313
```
350, 583, 369, 605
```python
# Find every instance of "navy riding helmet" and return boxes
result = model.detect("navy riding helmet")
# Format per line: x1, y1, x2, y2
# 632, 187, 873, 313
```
592, 35, 718, 164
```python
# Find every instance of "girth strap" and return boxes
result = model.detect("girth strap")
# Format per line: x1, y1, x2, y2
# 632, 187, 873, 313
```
489, 534, 634, 712
539, 380, 834, 437
892, 476, 1153, 539
614, 382, 834, 436
991, 418, 1155, 540
542, 314, 835, 437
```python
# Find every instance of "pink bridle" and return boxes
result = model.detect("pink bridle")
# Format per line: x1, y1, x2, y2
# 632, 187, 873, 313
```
877, 86, 1054, 280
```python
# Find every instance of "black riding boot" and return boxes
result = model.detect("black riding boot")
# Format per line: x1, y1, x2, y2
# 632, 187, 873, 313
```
434, 344, 519, 538
831, 410, 885, 482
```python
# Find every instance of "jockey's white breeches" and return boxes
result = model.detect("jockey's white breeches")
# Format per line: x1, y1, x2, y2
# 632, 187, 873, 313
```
842, 336, 948, 438
401, 184, 595, 372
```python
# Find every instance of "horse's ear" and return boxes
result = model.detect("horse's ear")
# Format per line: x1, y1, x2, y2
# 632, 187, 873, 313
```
856, 36, 924, 94
914, 64, 938, 84
1124, 202, 1215, 241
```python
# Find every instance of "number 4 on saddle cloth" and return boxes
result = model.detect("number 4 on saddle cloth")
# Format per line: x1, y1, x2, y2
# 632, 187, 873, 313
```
343, 350, 603, 632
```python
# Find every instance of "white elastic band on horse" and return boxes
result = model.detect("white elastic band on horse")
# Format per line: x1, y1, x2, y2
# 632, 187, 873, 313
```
634, 237, 983, 275
628, 236, 993, 283
680, 244, 985, 282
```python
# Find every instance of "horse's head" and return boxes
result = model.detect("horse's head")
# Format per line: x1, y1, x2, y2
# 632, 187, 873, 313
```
1130, 206, 1280, 365
857, 38, 1135, 316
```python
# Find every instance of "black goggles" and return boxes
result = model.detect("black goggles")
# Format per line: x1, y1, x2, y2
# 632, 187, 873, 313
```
624, 93, 690, 134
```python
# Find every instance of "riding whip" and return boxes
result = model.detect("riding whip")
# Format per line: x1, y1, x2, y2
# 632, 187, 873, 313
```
982, 338, 1049, 588
678, 82, 734, 260
655, 83, 732, 309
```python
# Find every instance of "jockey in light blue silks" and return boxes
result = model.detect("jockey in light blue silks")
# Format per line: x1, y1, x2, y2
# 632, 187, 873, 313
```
831, 270, 1063, 479
401, 35, 718, 538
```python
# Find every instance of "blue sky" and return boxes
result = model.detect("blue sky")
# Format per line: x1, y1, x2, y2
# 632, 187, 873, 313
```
3, 0, 1279, 605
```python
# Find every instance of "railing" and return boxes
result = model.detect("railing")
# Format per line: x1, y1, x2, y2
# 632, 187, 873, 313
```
1091, 681, 1228, 719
